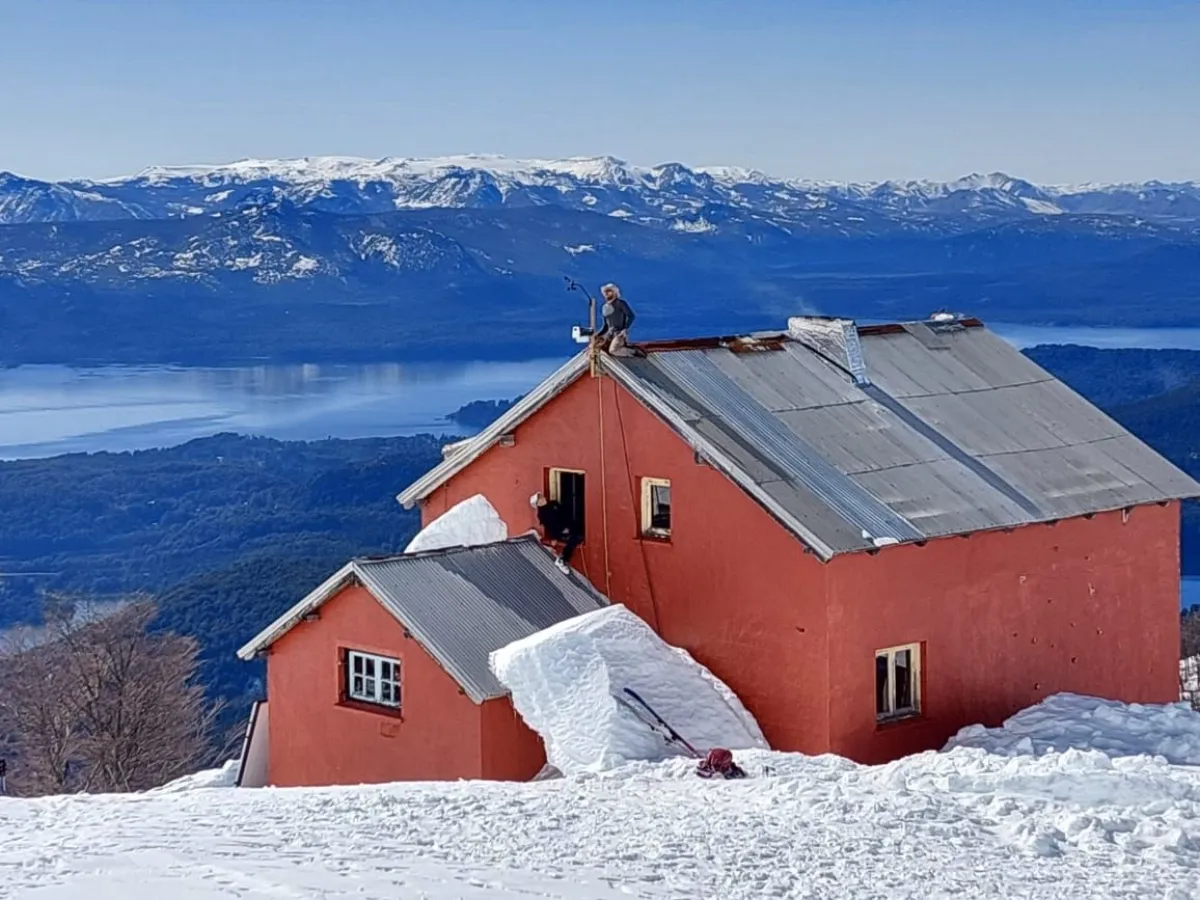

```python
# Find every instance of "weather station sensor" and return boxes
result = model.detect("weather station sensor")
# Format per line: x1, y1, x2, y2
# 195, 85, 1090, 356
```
565, 276, 598, 346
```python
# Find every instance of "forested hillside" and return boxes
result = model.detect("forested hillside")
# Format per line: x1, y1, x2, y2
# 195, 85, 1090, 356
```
1024, 345, 1200, 409
0, 433, 442, 716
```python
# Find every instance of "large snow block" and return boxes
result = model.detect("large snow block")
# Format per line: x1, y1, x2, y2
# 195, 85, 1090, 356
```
489, 604, 768, 774
404, 493, 507, 554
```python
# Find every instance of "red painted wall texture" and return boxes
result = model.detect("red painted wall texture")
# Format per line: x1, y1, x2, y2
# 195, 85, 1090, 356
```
482, 699, 549, 781
423, 374, 835, 756
423, 371, 1182, 764
825, 501, 1181, 763
265, 583, 547, 786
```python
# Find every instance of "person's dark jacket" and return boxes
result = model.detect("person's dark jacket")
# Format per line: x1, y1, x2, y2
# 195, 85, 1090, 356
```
598, 297, 635, 336
537, 501, 574, 538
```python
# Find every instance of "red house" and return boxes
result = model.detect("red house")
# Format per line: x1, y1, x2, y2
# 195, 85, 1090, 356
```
396, 315, 1200, 765
236, 537, 608, 786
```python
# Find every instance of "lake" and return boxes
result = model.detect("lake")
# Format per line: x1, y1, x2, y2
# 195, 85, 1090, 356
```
3, 323, 1200, 461
0, 359, 561, 460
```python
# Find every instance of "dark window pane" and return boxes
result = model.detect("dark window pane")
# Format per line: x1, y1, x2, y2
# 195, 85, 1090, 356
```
352, 675, 364, 695
650, 483, 671, 530
352, 655, 363, 674
555, 471, 586, 539
875, 654, 889, 715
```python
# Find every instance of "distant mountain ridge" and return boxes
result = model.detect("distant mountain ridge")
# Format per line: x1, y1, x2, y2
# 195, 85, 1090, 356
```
3, 154, 1199, 228
2, 154, 1199, 366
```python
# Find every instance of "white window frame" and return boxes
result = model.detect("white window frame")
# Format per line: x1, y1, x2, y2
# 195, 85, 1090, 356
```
875, 643, 921, 722
640, 477, 672, 538
346, 650, 401, 709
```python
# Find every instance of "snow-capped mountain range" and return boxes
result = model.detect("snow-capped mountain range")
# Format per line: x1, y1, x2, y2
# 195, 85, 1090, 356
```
2, 154, 1198, 367
2, 154, 1199, 228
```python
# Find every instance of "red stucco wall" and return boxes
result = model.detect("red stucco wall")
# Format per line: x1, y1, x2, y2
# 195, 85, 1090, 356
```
825, 502, 1182, 763
481, 698, 548, 781
423, 373, 834, 756
423, 369, 1184, 764
266, 583, 484, 786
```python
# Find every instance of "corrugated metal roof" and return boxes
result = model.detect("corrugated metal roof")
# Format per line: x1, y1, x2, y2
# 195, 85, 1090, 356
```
393, 318, 1200, 561
238, 537, 609, 703
641, 351, 925, 544
608, 323, 1200, 557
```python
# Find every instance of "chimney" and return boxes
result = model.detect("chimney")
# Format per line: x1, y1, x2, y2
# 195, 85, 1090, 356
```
787, 317, 870, 386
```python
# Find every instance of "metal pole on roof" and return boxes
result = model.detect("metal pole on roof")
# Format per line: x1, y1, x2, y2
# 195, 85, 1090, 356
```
565, 276, 600, 378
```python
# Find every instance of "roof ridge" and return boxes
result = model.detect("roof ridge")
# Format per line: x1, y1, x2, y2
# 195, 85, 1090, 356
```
353, 533, 541, 566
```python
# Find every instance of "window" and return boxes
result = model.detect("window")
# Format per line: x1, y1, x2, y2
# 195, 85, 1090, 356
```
346, 650, 401, 708
875, 643, 920, 722
640, 477, 671, 538
548, 468, 586, 539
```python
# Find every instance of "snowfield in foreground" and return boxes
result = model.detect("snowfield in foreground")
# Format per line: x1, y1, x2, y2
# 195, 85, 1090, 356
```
4, 742, 1200, 896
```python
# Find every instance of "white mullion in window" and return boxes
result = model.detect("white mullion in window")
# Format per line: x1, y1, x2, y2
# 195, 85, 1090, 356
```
346, 650, 401, 708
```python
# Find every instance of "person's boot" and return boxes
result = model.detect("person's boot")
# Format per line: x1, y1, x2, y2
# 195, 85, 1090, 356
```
554, 556, 570, 574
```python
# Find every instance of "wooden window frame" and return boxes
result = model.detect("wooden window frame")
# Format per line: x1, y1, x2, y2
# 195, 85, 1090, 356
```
640, 477, 672, 540
875, 642, 921, 723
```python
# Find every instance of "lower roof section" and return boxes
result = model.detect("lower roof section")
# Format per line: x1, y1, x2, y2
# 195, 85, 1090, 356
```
237, 536, 609, 703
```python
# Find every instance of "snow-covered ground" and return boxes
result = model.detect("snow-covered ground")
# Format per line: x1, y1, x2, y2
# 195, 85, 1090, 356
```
5, 693, 1200, 898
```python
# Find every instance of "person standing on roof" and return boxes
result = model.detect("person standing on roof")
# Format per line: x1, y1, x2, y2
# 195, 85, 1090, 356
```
594, 283, 640, 358
530, 492, 581, 574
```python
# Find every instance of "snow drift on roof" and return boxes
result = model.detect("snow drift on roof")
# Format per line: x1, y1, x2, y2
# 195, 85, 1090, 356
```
489, 604, 767, 775
403, 493, 508, 554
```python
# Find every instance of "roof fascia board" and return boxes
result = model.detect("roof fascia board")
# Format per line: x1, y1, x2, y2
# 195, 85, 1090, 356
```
600, 358, 839, 560
396, 351, 591, 509
236, 561, 359, 660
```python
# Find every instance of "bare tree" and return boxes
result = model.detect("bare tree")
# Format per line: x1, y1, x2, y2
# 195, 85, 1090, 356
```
0, 595, 222, 796
0, 623, 80, 793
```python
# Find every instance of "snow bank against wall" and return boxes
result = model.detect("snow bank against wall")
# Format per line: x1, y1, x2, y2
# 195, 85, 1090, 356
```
148, 759, 240, 793
404, 493, 508, 554
946, 692, 1200, 766
490, 605, 768, 775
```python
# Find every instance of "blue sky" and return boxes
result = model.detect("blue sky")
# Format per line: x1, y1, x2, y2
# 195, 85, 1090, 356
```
2, 0, 1196, 183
